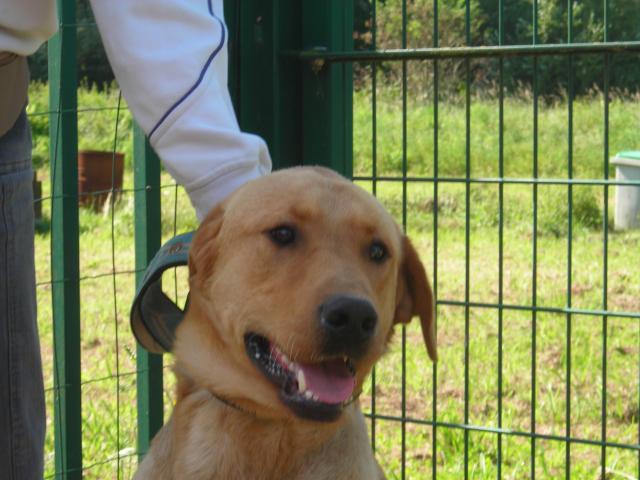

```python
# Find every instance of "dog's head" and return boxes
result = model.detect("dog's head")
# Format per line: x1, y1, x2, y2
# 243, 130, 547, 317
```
175, 167, 436, 423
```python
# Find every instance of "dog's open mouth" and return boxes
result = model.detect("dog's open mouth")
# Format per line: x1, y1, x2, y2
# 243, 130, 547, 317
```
245, 333, 356, 422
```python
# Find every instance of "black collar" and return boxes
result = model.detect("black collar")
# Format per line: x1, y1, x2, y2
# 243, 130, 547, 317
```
206, 387, 363, 416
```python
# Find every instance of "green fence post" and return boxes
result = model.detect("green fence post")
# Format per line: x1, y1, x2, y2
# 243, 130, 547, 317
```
48, 0, 81, 477
225, 1, 352, 175
133, 125, 164, 461
301, 1, 353, 177
225, 0, 302, 171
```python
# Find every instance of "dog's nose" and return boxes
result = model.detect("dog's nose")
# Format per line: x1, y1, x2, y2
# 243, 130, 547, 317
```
318, 295, 378, 358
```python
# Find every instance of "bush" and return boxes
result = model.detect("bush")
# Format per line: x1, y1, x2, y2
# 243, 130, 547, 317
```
28, 0, 114, 89
573, 186, 603, 230
355, 0, 640, 97
537, 186, 602, 237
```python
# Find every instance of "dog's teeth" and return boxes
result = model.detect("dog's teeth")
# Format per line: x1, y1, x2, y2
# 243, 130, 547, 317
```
297, 369, 307, 392
311, 393, 319, 401
304, 390, 313, 400
279, 348, 291, 363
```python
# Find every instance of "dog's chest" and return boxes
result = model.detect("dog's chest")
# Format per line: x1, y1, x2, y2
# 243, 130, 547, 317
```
176, 406, 383, 480
183, 443, 381, 480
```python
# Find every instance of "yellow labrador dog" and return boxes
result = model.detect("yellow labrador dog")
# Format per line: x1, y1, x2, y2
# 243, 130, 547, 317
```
135, 167, 436, 479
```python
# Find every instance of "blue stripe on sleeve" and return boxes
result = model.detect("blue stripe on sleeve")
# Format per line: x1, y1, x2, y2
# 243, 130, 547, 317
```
149, 4, 225, 139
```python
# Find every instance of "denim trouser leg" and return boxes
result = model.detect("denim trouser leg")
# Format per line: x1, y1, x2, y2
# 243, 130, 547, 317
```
0, 109, 45, 480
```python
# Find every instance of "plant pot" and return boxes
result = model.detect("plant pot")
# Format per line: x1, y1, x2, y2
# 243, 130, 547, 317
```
77, 150, 124, 210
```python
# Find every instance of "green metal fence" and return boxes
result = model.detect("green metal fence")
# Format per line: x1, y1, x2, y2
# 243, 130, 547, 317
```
37, 0, 640, 478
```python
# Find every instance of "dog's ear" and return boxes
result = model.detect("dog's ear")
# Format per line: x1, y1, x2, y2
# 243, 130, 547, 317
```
188, 204, 225, 288
394, 236, 437, 362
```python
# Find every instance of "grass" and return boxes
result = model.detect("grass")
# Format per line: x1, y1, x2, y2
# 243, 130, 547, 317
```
35, 173, 197, 478
354, 86, 640, 179
360, 190, 640, 478
31, 83, 640, 479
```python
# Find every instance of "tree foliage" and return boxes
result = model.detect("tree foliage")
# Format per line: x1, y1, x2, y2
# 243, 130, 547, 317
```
355, 0, 640, 96
28, 0, 114, 90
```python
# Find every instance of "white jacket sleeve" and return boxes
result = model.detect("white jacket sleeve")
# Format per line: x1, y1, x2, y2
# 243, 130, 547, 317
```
0, 0, 57, 56
88, 0, 271, 220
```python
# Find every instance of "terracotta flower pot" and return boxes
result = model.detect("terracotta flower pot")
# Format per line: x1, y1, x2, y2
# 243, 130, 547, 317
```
77, 150, 124, 210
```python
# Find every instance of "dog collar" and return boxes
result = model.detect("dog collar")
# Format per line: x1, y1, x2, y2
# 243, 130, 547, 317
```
209, 388, 363, 417
130, 231, 194, 353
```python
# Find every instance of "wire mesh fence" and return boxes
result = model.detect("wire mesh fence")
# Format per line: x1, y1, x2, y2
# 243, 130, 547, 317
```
33, 4, 195, 477
337, 1, 640, 478
33, 0, 639, 479
35, 95, 195, 478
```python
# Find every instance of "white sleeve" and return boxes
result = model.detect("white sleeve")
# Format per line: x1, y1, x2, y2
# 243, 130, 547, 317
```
0, 0, 57, 56
88, 0, 271, 220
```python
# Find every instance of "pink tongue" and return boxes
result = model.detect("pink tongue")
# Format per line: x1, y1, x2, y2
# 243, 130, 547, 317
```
299, 360, 355, 404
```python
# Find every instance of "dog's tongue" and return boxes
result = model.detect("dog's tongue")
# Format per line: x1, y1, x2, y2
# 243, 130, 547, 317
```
299, 359, 355, 404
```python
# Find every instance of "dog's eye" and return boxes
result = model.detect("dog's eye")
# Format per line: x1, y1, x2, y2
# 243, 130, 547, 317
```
369, 241, 388, 263
269, 225, 296, 246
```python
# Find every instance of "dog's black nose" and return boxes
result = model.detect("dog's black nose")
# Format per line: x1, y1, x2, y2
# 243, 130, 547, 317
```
319, 295, 378, 358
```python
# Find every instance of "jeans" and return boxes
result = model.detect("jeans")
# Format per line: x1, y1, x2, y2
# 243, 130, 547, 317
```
0, 109, 45, 479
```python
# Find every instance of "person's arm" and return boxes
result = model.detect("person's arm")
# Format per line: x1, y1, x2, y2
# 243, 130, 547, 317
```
0, 0, 56, 137
89, 0, 271, 220
0, 0, 57, 56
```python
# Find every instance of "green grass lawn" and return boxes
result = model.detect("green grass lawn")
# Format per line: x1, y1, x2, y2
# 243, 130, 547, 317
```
31, 84, 639, 479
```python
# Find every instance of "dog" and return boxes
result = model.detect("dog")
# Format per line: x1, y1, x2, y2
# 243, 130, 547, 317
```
134, 166, 437, 479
